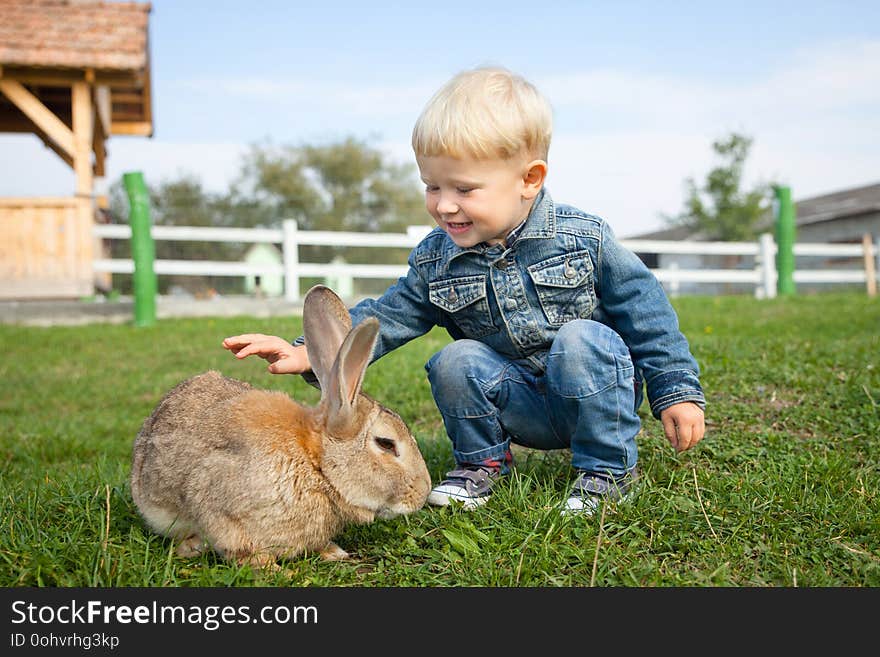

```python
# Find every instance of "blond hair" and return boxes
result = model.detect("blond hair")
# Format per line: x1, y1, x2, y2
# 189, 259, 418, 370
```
412, 66, 553, 161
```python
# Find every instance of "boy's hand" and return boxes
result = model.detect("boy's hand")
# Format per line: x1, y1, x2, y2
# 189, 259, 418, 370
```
660, 402, 705, 453
222, 334, 311, 374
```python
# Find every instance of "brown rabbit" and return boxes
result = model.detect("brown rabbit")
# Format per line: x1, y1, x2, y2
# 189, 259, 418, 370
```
130, 285, 432, 567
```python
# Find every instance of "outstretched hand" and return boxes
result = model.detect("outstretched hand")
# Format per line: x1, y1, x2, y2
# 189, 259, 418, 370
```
660, 401, 706, 453
222, 333, 311, 375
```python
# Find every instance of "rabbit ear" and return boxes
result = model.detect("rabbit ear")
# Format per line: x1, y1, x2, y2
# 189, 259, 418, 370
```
324, 317, 379, 436
302, 285, 352, 391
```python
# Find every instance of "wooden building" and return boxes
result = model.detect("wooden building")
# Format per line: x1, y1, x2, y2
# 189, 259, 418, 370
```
0, 0, 153, 299
629, 181, 880, 295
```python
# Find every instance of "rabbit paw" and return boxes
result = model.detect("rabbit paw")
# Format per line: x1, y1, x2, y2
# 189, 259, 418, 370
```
175, 535, 207, 557
238, 552, 282, 571
319, 542, 350, 561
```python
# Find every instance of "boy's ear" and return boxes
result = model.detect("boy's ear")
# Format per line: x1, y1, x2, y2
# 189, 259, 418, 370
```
522, 159, 548, 199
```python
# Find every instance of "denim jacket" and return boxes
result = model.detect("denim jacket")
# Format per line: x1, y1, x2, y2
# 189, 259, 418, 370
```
303, 188, 705, 420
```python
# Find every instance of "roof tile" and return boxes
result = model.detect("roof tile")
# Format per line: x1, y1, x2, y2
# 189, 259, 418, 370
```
0, 0, 151, 71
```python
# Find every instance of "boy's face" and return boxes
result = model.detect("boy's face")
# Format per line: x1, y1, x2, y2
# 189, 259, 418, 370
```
417, 154, 542, 248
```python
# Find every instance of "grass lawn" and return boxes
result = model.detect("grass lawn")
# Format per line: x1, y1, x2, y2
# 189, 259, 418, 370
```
0, 292, 877, 587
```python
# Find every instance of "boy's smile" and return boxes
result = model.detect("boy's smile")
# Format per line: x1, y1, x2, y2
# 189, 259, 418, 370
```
417, 154, 546, 248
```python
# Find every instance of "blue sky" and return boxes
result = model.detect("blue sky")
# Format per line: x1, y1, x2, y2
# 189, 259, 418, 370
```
2, 0, 879, 236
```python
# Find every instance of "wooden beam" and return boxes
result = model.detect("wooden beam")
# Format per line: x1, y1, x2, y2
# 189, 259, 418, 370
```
72, 81, 94, 196
141, 36, 154, 131
864, 233, 877, 297
0, 66, 143, 88
110, 120, 153, 136
0, 79, 75, 159
32, 123, 74, 169
0, 110, 75, 170
94, 85, 112, 137
92, 115, 107, 177
108, 91, 143, 104
92, 83, 109, 178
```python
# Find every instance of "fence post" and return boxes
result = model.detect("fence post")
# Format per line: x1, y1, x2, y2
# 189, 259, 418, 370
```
863, 233, 877, 297
773, 185, 797, 296
282, 219, 300, 302
667, 261, 680, 298
123, 171, 157, 327
759, 232, 776, 299
327, 255, 355, 300
876, 236, 880, 296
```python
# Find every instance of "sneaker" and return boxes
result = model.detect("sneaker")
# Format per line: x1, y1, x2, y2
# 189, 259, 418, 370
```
427, 466, 501, 509
561, 469, 638, 517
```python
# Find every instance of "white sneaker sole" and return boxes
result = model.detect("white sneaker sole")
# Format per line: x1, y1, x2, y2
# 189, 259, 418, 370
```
427, 487, 490, 508
561, 492, 632, 517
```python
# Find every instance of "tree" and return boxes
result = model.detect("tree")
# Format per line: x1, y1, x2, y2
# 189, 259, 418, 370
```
105, 137, 430, 295
230, 137, 429, 278
231, 136, 426, 233
663, 132, 775, 241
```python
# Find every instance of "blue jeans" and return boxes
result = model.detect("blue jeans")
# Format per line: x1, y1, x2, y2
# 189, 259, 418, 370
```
425, 320, 642, 477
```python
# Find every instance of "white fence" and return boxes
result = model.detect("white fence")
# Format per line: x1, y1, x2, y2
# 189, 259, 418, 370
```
93, 220, 880, 301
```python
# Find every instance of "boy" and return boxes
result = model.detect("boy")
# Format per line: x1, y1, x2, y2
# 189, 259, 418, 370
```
223, 66, 706, 516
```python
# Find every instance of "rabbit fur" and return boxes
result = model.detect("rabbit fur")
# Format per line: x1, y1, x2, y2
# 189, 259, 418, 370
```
130, 285, 432, 567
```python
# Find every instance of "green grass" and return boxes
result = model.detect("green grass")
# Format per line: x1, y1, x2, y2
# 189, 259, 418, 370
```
1, 292, 878, 587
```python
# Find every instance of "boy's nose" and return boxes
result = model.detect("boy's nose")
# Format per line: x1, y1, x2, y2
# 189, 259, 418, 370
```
436, 193, 458, 215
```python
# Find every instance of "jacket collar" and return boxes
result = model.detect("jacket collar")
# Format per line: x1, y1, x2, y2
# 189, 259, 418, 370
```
514, 187, 556, 241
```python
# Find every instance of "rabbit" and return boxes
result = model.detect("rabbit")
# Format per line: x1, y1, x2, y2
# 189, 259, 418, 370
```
130, 284, 432, 568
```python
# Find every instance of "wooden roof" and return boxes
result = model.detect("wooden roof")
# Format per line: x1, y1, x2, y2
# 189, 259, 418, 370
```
629, 181, 880, 240
0, 0, 153, 136
794, 182, 880, 227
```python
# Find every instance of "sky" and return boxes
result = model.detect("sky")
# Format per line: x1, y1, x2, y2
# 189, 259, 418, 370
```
2, 0, 879, 237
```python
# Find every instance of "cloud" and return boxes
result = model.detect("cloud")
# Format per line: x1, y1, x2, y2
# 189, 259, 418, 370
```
541, 39, 880, 131
175, 76, 438, 118
535, 39, 880, 234
100, 140, 250, 194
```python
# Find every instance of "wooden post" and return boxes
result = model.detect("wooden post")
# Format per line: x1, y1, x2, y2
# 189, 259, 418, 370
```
283, 219, 301, 302
759, 233, 777, 299
667, 260, 680, 298
72, 81, 95, 296
124, 172, 157, 326
72, 81, 93, 197
773, 186, 796, 296
863, 233, 877, 297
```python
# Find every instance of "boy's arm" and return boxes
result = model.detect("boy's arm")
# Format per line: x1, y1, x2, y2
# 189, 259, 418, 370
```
596, 221, 706, 422
292, 251, 438, 364
226, 256, 437, 378
660, 401, 705, 452
222, 334, 310, 374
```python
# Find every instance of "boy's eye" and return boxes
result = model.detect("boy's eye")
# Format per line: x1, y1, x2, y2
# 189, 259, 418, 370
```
456, 187, 473, 194
425, 185, 439, 193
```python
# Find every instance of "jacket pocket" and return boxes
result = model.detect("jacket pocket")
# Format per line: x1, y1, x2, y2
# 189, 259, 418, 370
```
528, 250, 596, 325
428, 275, 496, 337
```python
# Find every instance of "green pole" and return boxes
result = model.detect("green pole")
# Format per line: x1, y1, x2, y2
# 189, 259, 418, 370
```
123, 171, 157, 327
774, 185, 797, 296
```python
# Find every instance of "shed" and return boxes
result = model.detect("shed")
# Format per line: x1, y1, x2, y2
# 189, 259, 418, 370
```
629, 182, 880, 245
243, 243, 283, 298
628, 181, 880, 295
0, 0, 154, 299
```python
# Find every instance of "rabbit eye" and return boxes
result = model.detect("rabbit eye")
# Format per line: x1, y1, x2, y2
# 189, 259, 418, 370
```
374, 437, 398, 456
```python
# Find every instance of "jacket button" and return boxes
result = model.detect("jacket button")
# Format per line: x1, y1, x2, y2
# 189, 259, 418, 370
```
495, 259, 509, 269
